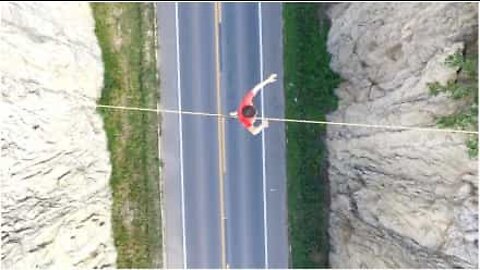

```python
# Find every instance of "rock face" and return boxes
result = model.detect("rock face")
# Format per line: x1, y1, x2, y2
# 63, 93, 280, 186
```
1, 2, 117, 269
326, 3, 478, 268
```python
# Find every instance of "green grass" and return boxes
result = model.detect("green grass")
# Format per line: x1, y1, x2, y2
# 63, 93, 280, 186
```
428, 49, 478, 158
91, 3, 162, 268
284, 3, 341, 268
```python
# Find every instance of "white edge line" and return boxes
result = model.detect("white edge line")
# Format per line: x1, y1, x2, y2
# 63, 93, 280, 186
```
258, 3, 269, 269
175, 3, 188, 269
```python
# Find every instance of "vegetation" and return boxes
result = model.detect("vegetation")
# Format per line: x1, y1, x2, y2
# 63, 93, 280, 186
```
428, 49, 478, 157
284, 3, 341, 268
91, 3, 162, 267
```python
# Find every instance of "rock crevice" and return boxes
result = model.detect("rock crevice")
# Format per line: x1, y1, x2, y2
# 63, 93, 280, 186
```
1, 3, 117, 269
326, 3, 478, 268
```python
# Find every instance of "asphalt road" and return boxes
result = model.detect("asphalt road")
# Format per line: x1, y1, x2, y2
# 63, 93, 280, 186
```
157, 3, 288, 268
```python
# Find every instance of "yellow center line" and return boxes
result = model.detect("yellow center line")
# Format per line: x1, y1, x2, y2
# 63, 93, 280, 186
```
214, 3, 227, 269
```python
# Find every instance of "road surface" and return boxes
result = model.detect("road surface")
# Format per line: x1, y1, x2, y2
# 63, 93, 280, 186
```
157, 2, 288, 268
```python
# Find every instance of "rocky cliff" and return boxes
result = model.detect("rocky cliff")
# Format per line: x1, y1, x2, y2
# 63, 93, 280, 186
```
326, 3, 478, 268
1, 2, 117, 269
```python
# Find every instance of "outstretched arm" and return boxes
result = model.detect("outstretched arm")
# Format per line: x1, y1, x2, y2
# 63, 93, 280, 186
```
247, 119, 269, 136
251, 73, 278, 96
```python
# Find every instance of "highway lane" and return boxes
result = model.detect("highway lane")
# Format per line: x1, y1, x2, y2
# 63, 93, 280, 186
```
221, 3, 266, 268
221, 3, 288, 268
157, 3, 222, 268
178, 4, 223, 268
157, 2, 288, 268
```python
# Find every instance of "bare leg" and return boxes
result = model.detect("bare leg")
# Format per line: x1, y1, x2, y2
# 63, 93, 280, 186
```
247, 119, 269, 135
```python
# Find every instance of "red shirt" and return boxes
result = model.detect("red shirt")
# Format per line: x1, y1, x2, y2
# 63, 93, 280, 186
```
237, 90, 255, 128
